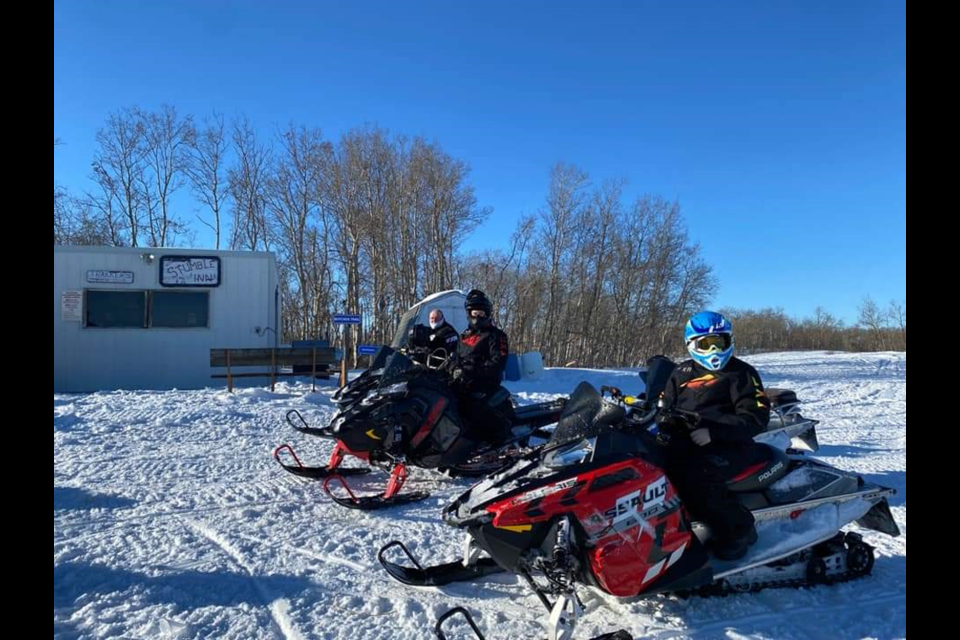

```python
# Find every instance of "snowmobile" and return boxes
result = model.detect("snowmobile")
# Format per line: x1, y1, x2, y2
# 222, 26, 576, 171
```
378, 381, 899, 640
274, 346, 566, 510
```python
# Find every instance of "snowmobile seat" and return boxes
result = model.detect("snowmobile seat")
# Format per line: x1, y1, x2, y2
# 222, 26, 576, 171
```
725, 444, 790, 493
766, 388, 799, 409
487, 386, 512, 408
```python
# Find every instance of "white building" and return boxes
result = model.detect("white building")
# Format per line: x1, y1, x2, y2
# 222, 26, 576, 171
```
54, 246, 279, 392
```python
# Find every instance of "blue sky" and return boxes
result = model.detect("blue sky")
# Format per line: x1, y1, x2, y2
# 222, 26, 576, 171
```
54, 1, 906, 321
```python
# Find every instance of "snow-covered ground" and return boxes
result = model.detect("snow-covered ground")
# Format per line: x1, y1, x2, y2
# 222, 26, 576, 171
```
54, 352, 906, 639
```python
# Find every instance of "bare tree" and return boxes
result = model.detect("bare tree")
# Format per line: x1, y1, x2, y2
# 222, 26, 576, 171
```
809, 306, 844, 349
55, 194, 114, 246
462, 175, 715, 367
89, 108, 149, 246
323, 127, 374, 364
139, 105, 194, 246
536, 163, 590, 361
858, 296, 889, 350
266, 124, 334, 340
228, 116, 272, 251
417, 140, 490, 292
54, 187, 70, 244
887, 299, 906, 350
188, 112, 229, 249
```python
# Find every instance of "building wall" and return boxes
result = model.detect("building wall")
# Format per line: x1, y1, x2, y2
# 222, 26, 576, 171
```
54, 246, 279, 392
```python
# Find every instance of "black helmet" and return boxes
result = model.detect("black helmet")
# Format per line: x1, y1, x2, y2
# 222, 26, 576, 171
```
465, 289, 493, 327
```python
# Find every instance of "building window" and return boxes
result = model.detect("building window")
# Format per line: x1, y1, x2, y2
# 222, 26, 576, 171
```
85, 290, 147, 328
83, 290, 210, 329
151, 291, 209, 328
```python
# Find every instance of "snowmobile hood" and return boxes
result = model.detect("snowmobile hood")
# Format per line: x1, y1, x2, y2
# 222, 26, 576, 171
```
443, 387, 651, 528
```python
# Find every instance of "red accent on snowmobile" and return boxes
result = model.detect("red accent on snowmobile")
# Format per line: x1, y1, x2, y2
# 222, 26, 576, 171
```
384, 462, 410, 498
323, 473, 360, 502
328, 440, 371, 466
323, 461, 430, 510
410, 397, 448, 447
273, 443, 372, 479
273, 443, 305, 469
481, 457, 695, 597
730, 461, 769, 483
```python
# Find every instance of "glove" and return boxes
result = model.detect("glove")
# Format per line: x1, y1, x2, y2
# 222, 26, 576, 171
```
690, 427, 712, 447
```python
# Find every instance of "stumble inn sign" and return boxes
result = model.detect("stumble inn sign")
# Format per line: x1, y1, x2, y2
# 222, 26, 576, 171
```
159, 256, 222, 287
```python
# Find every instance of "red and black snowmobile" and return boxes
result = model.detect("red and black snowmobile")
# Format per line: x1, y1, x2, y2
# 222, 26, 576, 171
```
378, 381, 900, 640
273, 346, 566, 510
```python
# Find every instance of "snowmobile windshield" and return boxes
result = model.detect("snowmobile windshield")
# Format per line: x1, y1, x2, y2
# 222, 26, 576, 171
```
642, 355, 677, 401
369, 346, 395, 372
548, 382, 625, 446
391, 306, 421, 349
377, 351, 417, 390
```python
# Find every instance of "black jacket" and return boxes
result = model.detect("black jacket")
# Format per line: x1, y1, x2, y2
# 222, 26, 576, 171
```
409, 321, 459, 355
660, 356, 771, 444
455, 324, 509, 394
424, 321, 459, 355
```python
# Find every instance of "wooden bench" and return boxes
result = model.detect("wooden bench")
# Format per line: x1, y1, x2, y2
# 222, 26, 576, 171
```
210, 347, 340, 392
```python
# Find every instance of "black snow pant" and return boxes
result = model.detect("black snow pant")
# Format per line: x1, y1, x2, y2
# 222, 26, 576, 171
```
664, 442, 761, 542
459, 390, 515, 446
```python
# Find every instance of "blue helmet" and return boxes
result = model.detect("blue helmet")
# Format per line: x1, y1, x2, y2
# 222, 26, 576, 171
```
684, 311, 734, 371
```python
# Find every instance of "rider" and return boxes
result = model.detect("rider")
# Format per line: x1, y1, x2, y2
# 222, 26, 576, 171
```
657, 310, 771, 560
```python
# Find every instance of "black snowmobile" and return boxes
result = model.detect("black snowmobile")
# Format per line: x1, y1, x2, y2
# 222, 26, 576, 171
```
274, 346, 566, 510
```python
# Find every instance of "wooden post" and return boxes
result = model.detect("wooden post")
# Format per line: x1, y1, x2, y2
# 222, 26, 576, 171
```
311, 347, 317, 393
270, 348, 277, 392
226, 349, 234, 393
338, 326, 348, 389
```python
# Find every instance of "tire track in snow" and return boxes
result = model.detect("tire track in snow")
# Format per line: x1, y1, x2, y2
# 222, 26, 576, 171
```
233, 531, 369, 573
640, 591, 906, 639
182, 517, 306, 640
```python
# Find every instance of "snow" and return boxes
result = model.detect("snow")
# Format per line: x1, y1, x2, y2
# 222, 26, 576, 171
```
54, 351, 906, 639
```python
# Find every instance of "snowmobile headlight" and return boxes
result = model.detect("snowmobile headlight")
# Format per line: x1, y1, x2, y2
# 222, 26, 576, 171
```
544, 437, 595, 469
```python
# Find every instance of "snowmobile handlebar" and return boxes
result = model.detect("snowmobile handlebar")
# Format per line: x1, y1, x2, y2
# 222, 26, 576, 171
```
399, 345, 454, 371
657, 406, 701, 427
600, 385, 624, 399
654, 397, 701, 425
601, 386, 653, 412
